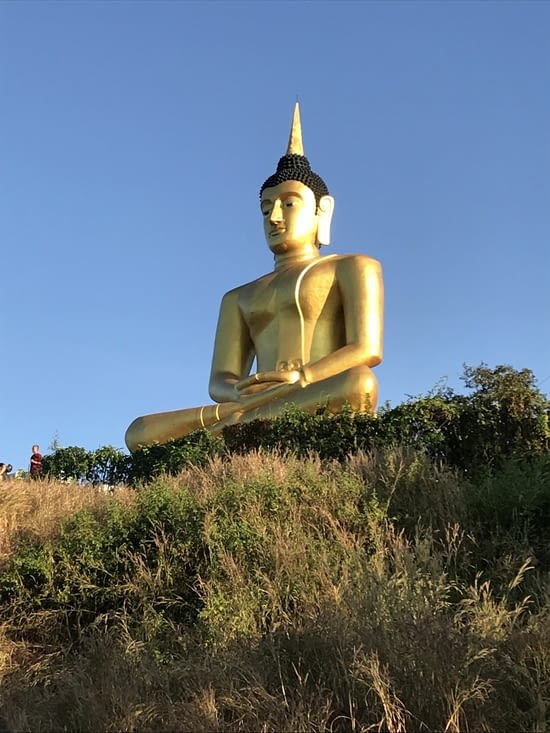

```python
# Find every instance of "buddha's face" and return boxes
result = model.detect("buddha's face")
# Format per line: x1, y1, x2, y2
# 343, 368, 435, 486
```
260, 180, 319, 254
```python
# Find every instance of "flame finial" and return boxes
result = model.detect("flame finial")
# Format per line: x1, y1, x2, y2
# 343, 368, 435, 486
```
286, 102, 304, 156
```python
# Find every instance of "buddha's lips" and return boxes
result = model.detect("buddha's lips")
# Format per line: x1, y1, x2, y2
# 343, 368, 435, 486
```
270, 227, 285, 237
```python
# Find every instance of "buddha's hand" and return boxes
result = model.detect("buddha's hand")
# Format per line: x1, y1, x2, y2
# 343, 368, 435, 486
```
236, 369, 306, 397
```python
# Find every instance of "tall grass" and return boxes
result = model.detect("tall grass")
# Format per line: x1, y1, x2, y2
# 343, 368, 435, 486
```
0, 449, 549, 731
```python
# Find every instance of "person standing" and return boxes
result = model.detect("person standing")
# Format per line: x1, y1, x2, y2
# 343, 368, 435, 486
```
30, 444, 42, 478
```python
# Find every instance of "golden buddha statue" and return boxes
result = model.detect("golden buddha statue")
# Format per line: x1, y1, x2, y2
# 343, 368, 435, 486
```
125, 104, 384, 452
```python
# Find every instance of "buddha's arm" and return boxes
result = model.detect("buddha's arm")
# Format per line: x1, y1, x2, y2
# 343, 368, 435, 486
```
301, 255, 384, 384
209, 289, 255, 403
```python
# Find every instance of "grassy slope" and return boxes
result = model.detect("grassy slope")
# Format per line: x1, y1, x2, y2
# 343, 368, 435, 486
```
0, 449, 549, 732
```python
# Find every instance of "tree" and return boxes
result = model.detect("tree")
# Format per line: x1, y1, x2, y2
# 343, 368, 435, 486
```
444, 364, 550, 471
42, 446, 91, 482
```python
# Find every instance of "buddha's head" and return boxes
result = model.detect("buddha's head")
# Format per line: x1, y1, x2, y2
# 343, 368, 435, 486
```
260, 104, 334, 254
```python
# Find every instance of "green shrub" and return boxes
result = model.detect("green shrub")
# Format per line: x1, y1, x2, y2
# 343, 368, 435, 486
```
223, 364, 549, 478
128, 430, 224, 484
0, 481, 207, 632
42, 446, 92, 482
42, 445, 130, 486
86, 446, 131, 486
39, 364, 550, 488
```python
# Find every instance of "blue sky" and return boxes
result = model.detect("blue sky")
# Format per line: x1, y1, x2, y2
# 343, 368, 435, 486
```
1, 0, 549, 472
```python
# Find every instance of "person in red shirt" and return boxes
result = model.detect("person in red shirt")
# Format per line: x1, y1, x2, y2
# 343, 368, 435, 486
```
30, 444, 42, 478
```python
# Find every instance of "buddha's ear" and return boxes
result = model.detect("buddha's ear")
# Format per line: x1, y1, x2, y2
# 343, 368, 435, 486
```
316, 195, 335, 247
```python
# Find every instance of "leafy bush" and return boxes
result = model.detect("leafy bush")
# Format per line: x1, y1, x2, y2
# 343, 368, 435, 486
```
42, 445, 92, 483
41, 432, 224, 487
87, 446, 131, 486
39, 364, 549, 490
0, 480, 207, 631
444, 364, 550, 471
128, 429, 225, 484
223, 364, 549, 477
42, 445, 130, 486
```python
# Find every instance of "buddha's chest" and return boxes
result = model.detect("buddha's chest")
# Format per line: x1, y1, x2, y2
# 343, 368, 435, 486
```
238, 261, 339, 335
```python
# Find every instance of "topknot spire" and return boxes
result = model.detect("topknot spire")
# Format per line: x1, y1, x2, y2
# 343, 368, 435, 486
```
286, 102, 304, 156
260, 102, 329, 203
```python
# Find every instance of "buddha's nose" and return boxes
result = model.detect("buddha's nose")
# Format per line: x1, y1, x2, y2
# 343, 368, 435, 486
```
270, 200, 283, 222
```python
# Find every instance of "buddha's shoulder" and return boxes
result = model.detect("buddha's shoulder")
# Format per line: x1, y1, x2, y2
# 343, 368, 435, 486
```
327, 252, 382, 271
220, 271, 275, 301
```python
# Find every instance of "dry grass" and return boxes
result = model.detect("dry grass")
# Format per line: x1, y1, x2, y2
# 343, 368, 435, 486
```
0, 477, 134, 560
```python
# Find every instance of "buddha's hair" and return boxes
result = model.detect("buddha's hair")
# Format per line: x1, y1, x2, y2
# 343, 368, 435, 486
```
260, 154, 329, 205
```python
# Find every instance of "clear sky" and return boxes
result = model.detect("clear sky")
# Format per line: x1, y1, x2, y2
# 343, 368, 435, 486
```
1, 0, 549, 472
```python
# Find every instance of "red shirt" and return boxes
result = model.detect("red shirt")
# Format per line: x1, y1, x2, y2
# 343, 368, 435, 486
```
30, 452, 42, 474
